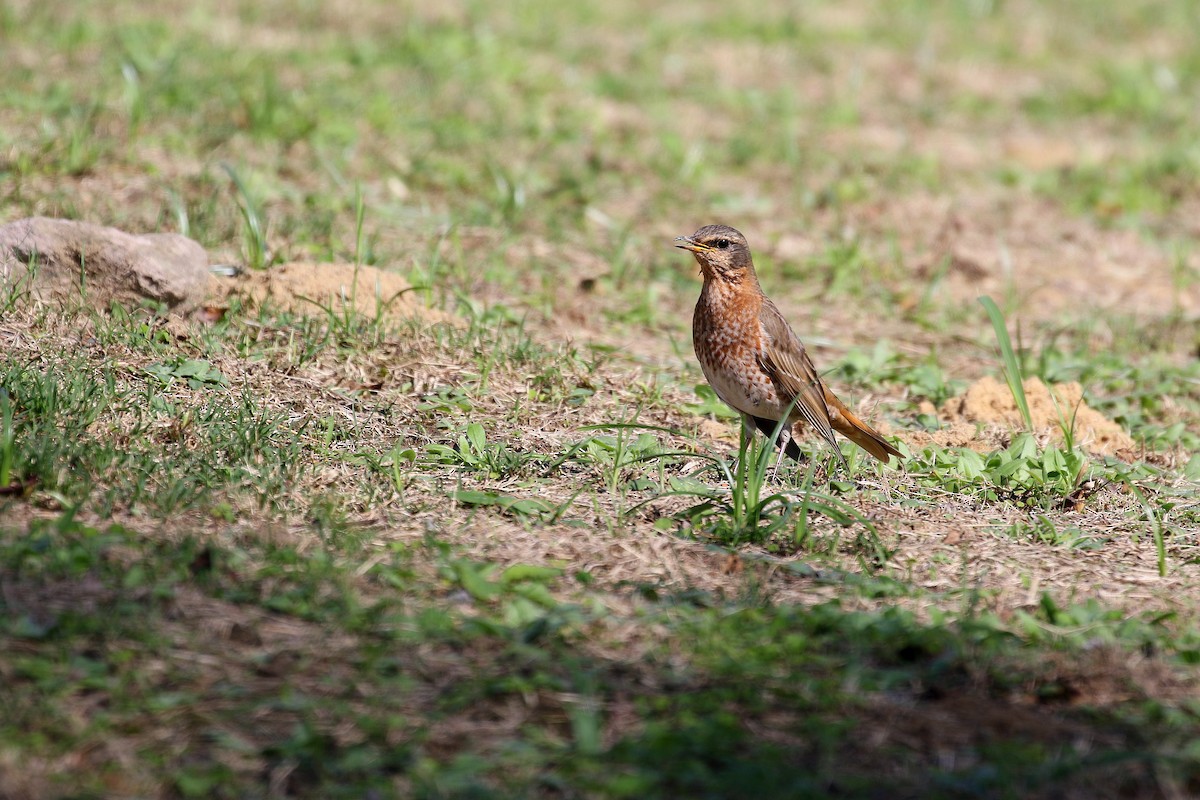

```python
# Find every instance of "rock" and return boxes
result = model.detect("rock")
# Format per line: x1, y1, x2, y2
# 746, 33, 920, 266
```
0, 217, 209, 312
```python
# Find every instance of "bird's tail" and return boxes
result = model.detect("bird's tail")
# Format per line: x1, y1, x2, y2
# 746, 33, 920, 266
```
823, 391, 903, 464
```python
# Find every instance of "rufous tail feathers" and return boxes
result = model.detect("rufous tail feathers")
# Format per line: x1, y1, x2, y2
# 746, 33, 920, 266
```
823, 390, 902, 464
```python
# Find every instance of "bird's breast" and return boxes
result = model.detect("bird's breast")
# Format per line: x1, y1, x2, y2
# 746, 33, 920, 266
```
693, 286, 781, 416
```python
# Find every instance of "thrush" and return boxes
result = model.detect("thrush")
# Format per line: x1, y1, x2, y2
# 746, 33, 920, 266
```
676, 224, 902, 466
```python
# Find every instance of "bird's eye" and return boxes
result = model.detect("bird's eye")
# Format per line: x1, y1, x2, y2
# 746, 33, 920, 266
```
715, 238, 730, 249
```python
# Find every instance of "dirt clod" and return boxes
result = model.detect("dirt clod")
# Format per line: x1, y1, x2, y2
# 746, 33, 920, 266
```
212, 262, 454, 325
895, 376, 1135, 455
943, 376, 1133, 455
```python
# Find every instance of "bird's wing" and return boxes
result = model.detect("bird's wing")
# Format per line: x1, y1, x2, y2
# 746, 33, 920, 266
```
756, 298, 843, 458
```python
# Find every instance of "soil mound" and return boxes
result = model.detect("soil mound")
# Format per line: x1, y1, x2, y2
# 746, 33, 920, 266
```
903, 376, 1134, 455
213, 262, 453, 325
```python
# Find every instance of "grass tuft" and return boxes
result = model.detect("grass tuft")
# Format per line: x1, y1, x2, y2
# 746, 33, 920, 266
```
979, 295, 1033, 430
221, 162, 270, 271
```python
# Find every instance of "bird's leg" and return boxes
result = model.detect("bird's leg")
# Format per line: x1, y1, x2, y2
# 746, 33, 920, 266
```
769, 427, 789, 483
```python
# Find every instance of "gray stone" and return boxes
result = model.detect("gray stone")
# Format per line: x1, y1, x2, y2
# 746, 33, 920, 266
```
0, 217, 209, 312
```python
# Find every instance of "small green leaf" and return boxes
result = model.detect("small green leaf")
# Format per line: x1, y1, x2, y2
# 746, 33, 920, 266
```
175, 359, 208, 378
957, 449, 985, 479
452, 490, 500, 506
1185, 454, 1200, 481
503, 498, 549, 517
144, 358, 226, 388
122, 564, 147, 589
994, 457, 1027, 478
512, 581, 557, 608
500, 564, 563, 584
502, 596, 544, 626
452, 561, 500, 600
390, 447, 416, 465
465, 422, 486, 453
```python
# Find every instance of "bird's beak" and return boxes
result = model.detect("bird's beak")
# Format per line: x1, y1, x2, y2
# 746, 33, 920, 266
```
674, 235, 708, 253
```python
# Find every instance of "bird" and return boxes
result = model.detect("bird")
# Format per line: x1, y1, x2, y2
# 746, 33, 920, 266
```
676, 224, 902, 467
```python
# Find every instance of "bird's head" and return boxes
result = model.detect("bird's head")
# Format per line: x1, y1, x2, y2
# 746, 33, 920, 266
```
674, 224, 755, 283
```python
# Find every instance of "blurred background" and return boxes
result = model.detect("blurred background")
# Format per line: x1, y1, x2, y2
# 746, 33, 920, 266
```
4, 3, 1200, 798
3, 0, 1198, 355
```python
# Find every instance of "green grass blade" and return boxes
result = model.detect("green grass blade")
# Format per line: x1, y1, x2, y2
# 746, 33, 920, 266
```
220, 162, 268, 271
979, 295, 1033, 430
0, 389, 13, 487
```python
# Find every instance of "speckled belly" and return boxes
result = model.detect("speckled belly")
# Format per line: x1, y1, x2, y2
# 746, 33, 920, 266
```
695, 332, 787, 419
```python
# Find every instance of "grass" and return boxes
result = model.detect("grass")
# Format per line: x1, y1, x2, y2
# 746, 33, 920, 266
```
221, 162, 271, 271
2, 0, 1200, 797
980, 295, 1034, 430
3, 513, 1198, 798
